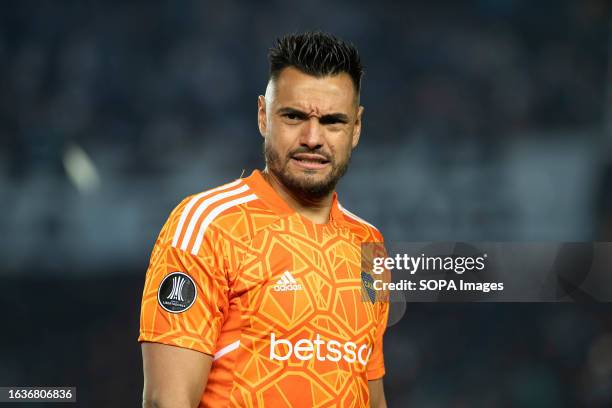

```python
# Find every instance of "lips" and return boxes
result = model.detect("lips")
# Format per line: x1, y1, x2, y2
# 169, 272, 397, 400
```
290, 153, 330, 170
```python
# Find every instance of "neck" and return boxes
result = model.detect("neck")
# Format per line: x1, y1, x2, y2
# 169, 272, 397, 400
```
261, 168, 334, 225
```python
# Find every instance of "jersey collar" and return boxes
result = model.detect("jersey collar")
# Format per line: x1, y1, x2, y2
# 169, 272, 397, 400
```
243, 169, 347, 226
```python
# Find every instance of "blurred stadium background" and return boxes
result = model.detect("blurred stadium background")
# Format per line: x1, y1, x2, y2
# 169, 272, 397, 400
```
1, 0, 612, 406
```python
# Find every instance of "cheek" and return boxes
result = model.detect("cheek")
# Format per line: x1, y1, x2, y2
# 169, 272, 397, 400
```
270, 123, 301, 150
266, 129, 293, 158
329, 133, 354, 160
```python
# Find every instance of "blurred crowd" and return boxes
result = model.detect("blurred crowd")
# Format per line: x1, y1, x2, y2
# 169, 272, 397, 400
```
0, 0, 610, 273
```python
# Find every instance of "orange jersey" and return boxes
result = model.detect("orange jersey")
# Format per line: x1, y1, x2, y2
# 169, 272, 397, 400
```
139, 170, 388, 407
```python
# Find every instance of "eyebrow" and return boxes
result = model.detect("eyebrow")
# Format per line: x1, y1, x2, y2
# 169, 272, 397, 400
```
276, 107, 350, 124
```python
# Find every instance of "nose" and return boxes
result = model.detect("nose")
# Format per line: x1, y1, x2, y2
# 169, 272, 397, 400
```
299, 117, 324, 150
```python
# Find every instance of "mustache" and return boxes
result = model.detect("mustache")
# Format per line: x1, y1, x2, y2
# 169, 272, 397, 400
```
287, 147, 333, 162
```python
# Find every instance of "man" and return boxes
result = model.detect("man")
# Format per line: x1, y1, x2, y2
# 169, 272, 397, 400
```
139, 31, 389, 408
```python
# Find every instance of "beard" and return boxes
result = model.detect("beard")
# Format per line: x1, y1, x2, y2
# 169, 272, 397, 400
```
264, 141, 351, 200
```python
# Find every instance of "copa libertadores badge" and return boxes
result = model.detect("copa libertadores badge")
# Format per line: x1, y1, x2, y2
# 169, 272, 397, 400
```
157, 272, 197, 313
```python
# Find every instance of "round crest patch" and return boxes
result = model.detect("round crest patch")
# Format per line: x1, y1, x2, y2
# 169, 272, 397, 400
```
157, 272, 197, 313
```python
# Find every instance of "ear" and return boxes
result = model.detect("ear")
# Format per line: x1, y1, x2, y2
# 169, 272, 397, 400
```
351, 105, 364, 148
257, 95, 267, 138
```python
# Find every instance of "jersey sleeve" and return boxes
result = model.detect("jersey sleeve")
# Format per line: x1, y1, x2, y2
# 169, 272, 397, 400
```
366, 298, 389, 380
366, 229, 389, 380
138, 197, 230, 356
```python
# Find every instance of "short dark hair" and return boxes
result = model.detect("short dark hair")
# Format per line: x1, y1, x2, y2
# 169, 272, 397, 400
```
268, 31, 363, 94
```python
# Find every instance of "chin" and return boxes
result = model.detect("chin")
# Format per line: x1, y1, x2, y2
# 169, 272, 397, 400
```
292, 173, 330, 187
285, 175, 337, 198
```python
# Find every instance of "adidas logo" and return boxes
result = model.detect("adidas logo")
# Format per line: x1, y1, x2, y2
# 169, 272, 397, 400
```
273, 271, 303, 292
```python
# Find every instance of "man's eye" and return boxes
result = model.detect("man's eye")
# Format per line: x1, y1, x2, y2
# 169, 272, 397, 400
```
321, 119, 342, 125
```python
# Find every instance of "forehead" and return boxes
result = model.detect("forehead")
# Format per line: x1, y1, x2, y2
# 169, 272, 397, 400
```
271, 67, 357, 112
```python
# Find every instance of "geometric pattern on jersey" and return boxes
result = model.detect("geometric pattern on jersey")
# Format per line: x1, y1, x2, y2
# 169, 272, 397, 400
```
139, 170, 389, 407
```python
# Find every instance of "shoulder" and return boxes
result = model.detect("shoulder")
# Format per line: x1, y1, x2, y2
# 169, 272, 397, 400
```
337, 202, 384, 242
165, 178, 277, 255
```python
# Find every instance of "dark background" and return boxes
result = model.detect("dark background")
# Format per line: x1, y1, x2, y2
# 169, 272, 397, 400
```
1, 0, 612, 406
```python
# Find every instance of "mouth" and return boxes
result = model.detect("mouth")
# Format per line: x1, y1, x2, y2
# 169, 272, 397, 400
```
290, 153, 331, 170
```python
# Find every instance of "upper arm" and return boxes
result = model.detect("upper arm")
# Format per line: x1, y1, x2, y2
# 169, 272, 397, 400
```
368, 378, 387, 408
142, 342, 213, 408
139, 196, 230, 353
139, 196, 232, 406
366, 236, 390, 381
366, 300, 389, 380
